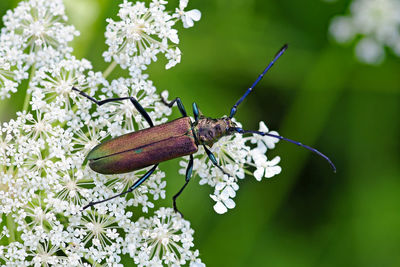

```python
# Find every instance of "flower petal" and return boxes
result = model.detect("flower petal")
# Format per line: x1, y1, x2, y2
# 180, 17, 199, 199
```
187, 9, 201, 21
213, 201, 227, 214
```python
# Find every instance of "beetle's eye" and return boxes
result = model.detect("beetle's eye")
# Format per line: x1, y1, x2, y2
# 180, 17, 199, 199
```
215, 125, 221, 132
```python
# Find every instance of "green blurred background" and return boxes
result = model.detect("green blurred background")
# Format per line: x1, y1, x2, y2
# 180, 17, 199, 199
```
1, 0, 399, 266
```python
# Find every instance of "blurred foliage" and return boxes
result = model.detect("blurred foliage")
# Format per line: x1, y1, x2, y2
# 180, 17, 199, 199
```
1, 0, 399, 266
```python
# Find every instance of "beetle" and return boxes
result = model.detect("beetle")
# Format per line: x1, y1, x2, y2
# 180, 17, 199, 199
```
73, 44, 336, 214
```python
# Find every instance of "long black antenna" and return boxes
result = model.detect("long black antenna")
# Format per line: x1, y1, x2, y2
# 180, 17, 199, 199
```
234, 128, 336, 172
229, 44, 288, 118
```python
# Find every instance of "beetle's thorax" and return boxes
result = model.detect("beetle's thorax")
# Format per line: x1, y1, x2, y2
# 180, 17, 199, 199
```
193, 116, 236, 146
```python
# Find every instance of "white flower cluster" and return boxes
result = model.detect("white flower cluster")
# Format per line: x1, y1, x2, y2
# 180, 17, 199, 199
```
2, 0, 78, 53
124, 208, 203, 266
0, 34, 28, 99
0, 0, 204, 265
0, 0, 284, 264
179, 121, 281, 214
103, 0, 201, 75
329, 0, 400, 64
0, 0, 79, 99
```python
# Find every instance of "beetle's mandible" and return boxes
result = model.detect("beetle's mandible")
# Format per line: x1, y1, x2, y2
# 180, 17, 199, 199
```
73, 44, 336, 215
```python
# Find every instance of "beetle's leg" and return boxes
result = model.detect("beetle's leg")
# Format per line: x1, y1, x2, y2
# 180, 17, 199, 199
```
82, 164, 158, 210
72, 87, 132, 106
192, 102, 200, 122
160, 95, 187, 117
129, 97, 154, 127
72, 87, 154, 127
173, 154, 194, 217
203, 145, 231, 177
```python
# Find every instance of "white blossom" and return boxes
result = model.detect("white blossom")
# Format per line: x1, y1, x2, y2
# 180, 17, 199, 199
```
173, 0, 202, 28
179, 120, 281, 214
250, 121, 279, 153
2, 0, 78, 58
253, 155, 282, 180
0, 33, 28, 99
103, 0, 190, 73
0, 0, 202, 265
0, 0, 283, 264
210, 173, 238, 214
329, 0, 400, 64
123, 208, 203, 266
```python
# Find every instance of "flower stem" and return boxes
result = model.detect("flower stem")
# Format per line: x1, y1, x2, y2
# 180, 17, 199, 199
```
22, 91, 31, 112
6, 215, 16, 243
103, 61, 117, 78
22, 66, 36, 112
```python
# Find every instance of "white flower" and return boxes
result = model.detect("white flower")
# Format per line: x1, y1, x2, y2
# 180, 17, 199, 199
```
103, 0, 194, 73
210, 173, 240, 214
355, 37, 385, 64
123, 208, 201, 265
253, 155, 282, 180
329, 0, 400, 64
54, 170, 92, 206
210, 190, 236, 214
0, 0, 203, 265
250, 121, 279, 153
329, 17, 355, 43
30, 57, 98, 119
0, 34, 29, 99
179, 119, 281, 214
173, 0, 202, 28
165, 47, 182, 69
92, 76, 169, 135
2, 0, 78, 57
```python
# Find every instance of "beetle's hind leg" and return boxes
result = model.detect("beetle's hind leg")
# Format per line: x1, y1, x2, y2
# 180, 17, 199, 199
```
173, 154, 194, 217
72, 87, 154, 127
160, 94, 188, 117
82, 164, 159, 210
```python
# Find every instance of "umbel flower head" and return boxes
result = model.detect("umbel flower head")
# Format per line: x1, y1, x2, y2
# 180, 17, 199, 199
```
329, 0, 400, 64
0, 0, 280, 265
103, 0, 201, 75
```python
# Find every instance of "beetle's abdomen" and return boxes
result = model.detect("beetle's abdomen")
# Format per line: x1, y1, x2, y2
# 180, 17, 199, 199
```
87, 117, 198, 174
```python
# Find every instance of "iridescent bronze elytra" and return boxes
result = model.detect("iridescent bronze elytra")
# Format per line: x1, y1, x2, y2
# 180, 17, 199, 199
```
72, 44, 336, 215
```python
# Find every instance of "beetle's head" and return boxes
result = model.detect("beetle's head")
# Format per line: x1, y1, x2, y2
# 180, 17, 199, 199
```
195, 116, 237, 146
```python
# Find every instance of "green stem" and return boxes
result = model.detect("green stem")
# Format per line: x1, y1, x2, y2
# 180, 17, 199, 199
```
22, 91, 31, 112
22, 66, 36, 112
102, 61, 117, 78
85, 256, 98, 266
6, 215, 16, 243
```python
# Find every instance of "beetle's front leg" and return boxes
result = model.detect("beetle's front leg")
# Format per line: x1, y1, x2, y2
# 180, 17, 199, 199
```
203, 145, 231, 177
160, 94, 188, 117
72, 87, 154, 127
173, 154, 194, 217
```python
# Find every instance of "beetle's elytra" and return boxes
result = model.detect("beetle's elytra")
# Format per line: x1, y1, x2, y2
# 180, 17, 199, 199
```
73, 44, 336, 215
87, 117, 197, 174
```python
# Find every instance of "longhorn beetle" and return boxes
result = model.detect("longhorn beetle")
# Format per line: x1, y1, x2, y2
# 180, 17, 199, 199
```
73, 44, 336, 215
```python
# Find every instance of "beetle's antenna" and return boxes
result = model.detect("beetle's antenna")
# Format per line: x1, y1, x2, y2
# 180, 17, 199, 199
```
233, 127, 336, 172
229, 44, 288, 118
